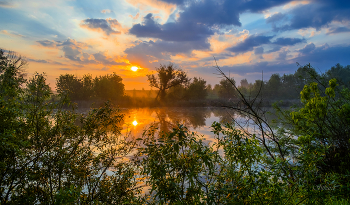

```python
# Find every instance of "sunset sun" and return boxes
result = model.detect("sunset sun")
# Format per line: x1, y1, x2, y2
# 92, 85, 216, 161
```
131, 66, 138, 72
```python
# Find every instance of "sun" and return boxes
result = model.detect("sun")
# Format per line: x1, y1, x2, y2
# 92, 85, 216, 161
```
132, 120, 138, 126
131, 66, 138, 72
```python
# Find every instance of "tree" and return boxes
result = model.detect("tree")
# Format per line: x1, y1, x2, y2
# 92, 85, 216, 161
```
94, 73, 125, 101
325, 63, 350, 87
147, 63, 190, 101
265, 74, 282, 98
56, 74, 84, 101
240, 78, 249, 88
186, 77, 208, 100
218, 77, 236, 99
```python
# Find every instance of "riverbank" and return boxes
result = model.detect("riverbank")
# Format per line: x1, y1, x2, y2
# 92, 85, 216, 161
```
66, 97, 302, 109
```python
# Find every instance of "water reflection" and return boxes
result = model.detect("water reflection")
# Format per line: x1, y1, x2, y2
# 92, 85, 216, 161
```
120, 108, 240, 142
119, 107, 279, 143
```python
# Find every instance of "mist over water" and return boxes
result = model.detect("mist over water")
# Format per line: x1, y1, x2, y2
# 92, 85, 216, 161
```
119, 107, 271, 144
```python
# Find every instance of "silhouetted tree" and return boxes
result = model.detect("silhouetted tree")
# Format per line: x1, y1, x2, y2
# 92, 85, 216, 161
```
56, 74, 84, 101
147, 63, 190, 101
94, 73, 124, 101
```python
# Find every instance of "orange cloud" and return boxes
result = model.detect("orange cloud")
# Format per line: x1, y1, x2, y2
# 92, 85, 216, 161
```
129, 13, 140, 20
1, 30, 25, 38
283, 0, 310, 9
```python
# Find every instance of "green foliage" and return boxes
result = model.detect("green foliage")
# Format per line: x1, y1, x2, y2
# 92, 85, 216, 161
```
56, 72, 124, 102
2, 50, 350, 204
166, 77, 208, 101
0, 51, 141, 204
94, 73, 125, 101
288, 78, 350, 178
137, 120, 349, 204
186, 77, 208, 100
218, 77, 237, 99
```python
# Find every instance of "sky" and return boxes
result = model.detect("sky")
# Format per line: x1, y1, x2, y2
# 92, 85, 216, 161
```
1, 0, 350, 90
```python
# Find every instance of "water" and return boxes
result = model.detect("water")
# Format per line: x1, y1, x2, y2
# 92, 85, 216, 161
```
119, 107, 264, 144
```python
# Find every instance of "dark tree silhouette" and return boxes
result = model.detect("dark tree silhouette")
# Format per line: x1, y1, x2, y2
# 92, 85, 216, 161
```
147, 63, 190, 101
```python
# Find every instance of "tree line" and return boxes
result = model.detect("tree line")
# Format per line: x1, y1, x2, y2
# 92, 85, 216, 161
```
146, 63, 350, 102
55, 62, 350, 105
56, 73, 124, 101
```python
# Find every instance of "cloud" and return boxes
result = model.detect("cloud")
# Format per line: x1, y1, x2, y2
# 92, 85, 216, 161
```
59, 68, 73, 71
327, 26, 350, 34
266, 12, 287, 24
266, 46, 282, 53
0, 0, 15, 8
37, 40, 56, 47
125, 40, 204, 68
254, 47, 264, 55
272, 37, 306, 46
101, 9, 111, 13
277, 49, 289, 61
28, 58, 65, 65
160, 0, 185, 5
298, 43, 316, 54
202, 61, 297, 76
129, 13, 213, 42
293, 44, 350, 70
227, 35, 273, 54
268, 1, 350, 31
80, 18, 121, 36
129, 0, 293, 45
0, 8, 65, 39
0, 30, 25, 38
227, 35, 305, 54
129, 13, 139, 20
36, 38, 128, 66
254, 47, 264, 59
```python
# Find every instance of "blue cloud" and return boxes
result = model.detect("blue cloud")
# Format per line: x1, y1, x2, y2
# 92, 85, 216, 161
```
80, 18, 120, 35
227, 35, 273, 53
227, 35, 305, 54
254, 47, 264, 55
37, 40, 56, 47
298, 43, 316, 54
272, 37, 306, 46
327, 27, 350, 34
293, 44, 350, 69
129, 13, 213, 42
129, 0, 293, 43
268, 1, 350, 31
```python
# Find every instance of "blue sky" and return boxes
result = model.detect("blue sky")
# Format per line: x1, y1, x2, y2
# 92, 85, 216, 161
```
1, 0, 350, 89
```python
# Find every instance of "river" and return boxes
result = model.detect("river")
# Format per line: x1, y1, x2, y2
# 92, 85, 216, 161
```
118, 107, 271, 144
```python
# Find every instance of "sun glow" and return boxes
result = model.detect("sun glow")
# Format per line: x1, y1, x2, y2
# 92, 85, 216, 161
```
132, 120, 138, 126
131, 66, 138, 71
